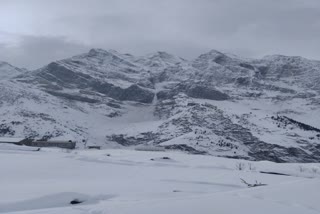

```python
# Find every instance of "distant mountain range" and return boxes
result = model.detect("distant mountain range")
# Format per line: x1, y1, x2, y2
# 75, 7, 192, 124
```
0, 48, 319, 162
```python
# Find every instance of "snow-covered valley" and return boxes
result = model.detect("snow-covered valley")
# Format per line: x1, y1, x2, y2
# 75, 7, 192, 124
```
1, 145, 320, 214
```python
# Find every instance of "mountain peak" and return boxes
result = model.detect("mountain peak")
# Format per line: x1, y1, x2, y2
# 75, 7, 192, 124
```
143, 51, 186, 65
262, 54, 307, 62
0, 61, 25, 79
145, 51, 175, 60
87, 48, 120, 57
0, 61, 13, 67
197, 50, 228, 60
206, 49, 225, 56
200, 50, 249, 61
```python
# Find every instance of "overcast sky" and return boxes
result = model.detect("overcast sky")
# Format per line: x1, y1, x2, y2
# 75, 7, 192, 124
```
0, 0, 320, 69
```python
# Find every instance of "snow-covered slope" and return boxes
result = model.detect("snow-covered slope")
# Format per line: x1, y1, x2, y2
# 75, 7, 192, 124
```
0, 49, 319, 162
1, 147, 320, 214
0, 61, 25, 80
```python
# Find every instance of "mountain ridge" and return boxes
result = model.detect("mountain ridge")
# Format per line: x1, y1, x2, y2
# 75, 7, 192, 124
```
0, 48, 319, 163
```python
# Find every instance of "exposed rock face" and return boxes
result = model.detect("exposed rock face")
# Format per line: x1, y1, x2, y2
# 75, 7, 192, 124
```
19, 50, 156, 104
0, 48, 320, 163
184, 84, 229, 100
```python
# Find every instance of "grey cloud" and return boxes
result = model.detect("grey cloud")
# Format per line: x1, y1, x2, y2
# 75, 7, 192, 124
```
0, 0, 320, 68
0, 35, 89, 69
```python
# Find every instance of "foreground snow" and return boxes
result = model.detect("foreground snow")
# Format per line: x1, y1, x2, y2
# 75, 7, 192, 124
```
0, 145, 319, 214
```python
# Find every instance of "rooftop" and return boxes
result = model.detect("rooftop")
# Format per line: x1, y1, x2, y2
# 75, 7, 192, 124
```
0, 138, 25, 143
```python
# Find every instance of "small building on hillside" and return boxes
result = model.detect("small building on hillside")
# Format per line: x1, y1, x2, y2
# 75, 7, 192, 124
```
24, 140, 76, 149
0, 137, 25, 145
0, 138, 76, 149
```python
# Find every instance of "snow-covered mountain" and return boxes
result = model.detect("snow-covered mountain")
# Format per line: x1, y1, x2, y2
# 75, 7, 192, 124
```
1, 48, 320, 162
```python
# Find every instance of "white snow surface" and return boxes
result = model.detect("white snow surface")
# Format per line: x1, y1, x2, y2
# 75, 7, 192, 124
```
0, 146, 320, 214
